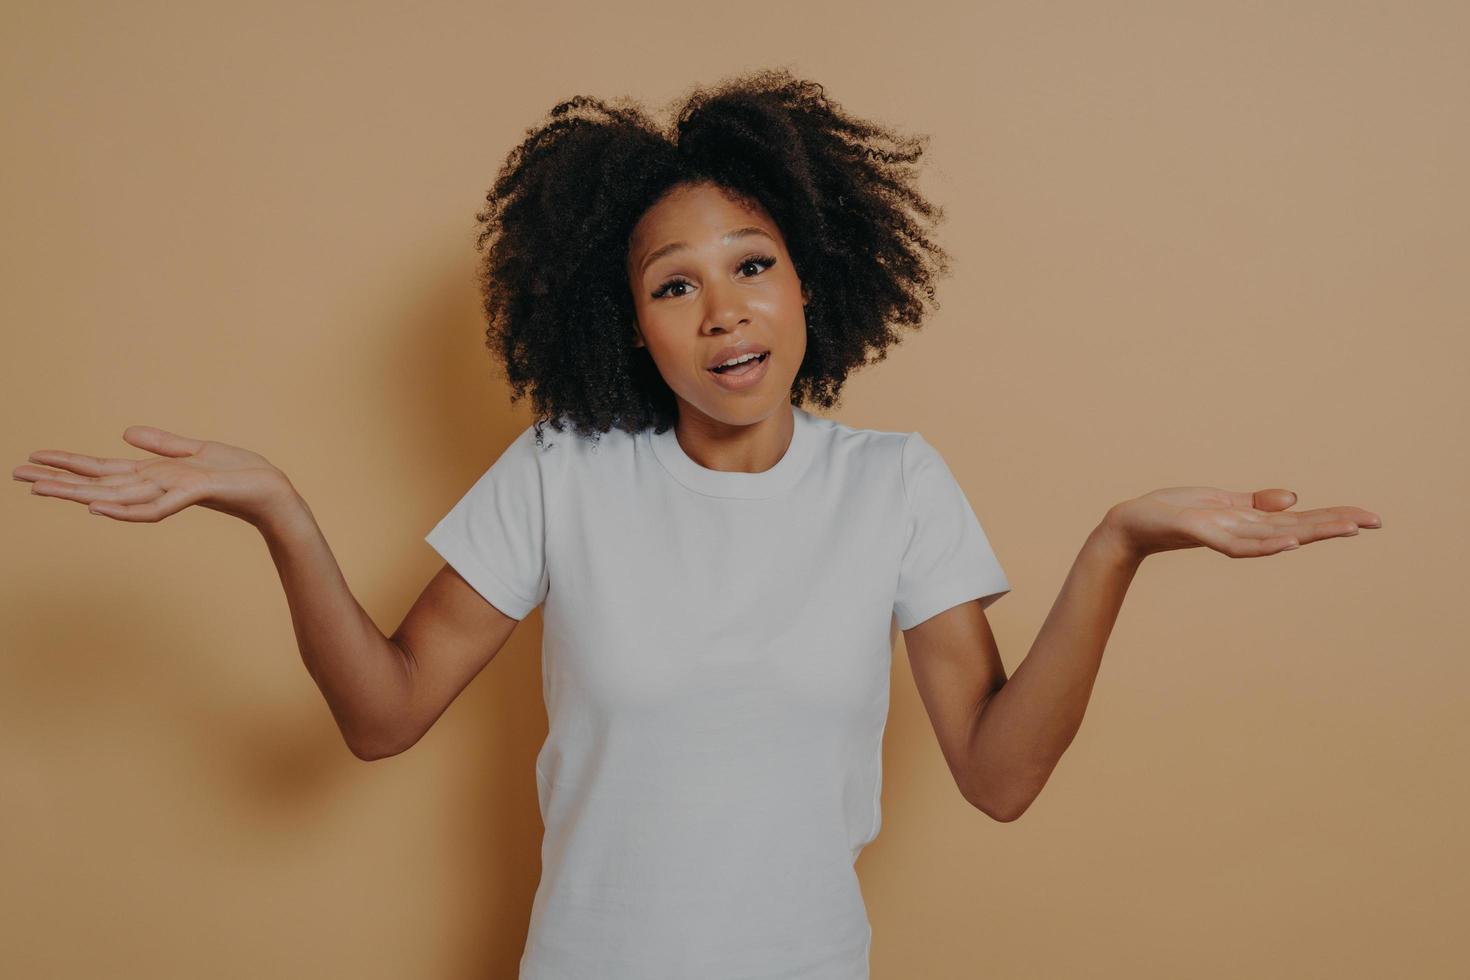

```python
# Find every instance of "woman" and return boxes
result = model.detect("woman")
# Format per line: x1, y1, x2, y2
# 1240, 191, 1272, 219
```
14, 68, 1381, 979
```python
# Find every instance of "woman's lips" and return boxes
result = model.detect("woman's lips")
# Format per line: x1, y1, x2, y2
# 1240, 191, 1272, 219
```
706, 351, 771, 392
704, 343, 771, 369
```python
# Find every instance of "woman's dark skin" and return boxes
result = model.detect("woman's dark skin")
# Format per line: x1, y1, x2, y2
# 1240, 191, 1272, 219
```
12, 180, 1385, 812
625, 180, 810, 474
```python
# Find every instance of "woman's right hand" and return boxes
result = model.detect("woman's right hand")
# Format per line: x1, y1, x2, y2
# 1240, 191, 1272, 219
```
13, 425, 300, 529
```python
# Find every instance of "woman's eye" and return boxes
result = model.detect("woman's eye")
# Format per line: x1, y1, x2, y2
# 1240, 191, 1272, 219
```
650, 254, 777, 299
651, 278, 692, 300
738, 254, 777, 277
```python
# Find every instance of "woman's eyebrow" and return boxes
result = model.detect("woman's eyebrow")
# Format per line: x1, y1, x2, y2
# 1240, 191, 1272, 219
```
639, 227, 774, 275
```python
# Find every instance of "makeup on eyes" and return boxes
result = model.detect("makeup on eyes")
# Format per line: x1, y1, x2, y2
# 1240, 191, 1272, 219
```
650, 254, 778, 300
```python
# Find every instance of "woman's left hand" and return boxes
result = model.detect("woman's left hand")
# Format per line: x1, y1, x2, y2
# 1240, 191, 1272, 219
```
1103, 487, 1383, 561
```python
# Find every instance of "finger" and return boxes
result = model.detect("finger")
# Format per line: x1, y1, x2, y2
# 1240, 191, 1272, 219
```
1269, 517, 1362, 545
21, 466, 147, 489
1254, 508, 1369, 535
23, 450, 142, 479
1194, 520, 1300, 557
1274, 505, 1381, 529
1218, 488, 1297, 513
1215, 507, 1334, 535
1236, 535, 1301, 556
1212, 517, 1317, 547
1312, 506, 1381, 528
33, 478, 162, 506
88, 487, 192, 522
1254, 508, 1351, 526
1252, 488, 1297, 512
122, 426, 207, 459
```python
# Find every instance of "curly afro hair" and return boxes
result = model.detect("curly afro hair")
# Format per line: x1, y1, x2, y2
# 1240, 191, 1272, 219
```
473, 66, 952, 446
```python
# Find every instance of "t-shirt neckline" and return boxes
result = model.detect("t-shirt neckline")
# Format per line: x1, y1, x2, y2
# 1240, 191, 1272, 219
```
647, 403, 817, 499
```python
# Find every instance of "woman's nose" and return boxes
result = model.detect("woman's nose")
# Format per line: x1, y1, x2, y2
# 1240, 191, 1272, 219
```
699, 279, 750, 333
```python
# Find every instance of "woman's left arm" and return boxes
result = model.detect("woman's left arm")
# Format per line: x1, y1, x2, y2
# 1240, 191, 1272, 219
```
969, 487, 1382, 822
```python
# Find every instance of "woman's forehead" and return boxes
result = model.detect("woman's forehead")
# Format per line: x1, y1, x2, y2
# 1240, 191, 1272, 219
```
629, 183, 781, 261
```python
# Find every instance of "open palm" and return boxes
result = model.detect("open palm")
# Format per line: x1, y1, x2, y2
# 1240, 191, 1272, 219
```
1106, 486, 1383, 559
15, 425, 293, 526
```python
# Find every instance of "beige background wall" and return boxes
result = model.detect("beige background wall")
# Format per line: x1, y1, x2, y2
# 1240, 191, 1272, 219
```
3, 2, 1464, 978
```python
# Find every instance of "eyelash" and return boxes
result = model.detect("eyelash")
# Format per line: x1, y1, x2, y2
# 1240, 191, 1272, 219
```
650, 254, 778, 300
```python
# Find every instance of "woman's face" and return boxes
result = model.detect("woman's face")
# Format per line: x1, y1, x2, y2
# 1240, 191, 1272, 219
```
625, 181, 808, 429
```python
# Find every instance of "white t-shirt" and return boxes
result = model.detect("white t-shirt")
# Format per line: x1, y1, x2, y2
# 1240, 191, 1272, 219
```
424, 403, 1009, 980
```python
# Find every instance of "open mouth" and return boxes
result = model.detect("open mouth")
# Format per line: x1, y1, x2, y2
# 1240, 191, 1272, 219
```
708, 351, 770, 375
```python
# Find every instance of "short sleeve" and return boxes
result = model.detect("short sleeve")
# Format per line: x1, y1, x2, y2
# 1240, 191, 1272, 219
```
893, 432, 1011, 631
424, 424, 553, 621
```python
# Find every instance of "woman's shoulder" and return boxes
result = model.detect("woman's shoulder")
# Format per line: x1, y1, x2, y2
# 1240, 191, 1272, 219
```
803, 408, 911, 460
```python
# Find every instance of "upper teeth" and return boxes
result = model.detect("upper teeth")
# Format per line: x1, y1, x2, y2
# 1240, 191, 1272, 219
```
718, 352, 762, 368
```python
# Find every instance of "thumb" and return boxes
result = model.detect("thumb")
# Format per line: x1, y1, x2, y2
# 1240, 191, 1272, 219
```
122, 426, 207, 459
1252, 488, 1297, 512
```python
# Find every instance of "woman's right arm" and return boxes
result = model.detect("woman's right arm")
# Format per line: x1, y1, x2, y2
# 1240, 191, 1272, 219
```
258, 494, 423, 760
17, 425, 522, 761
262, 496, 522, 760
